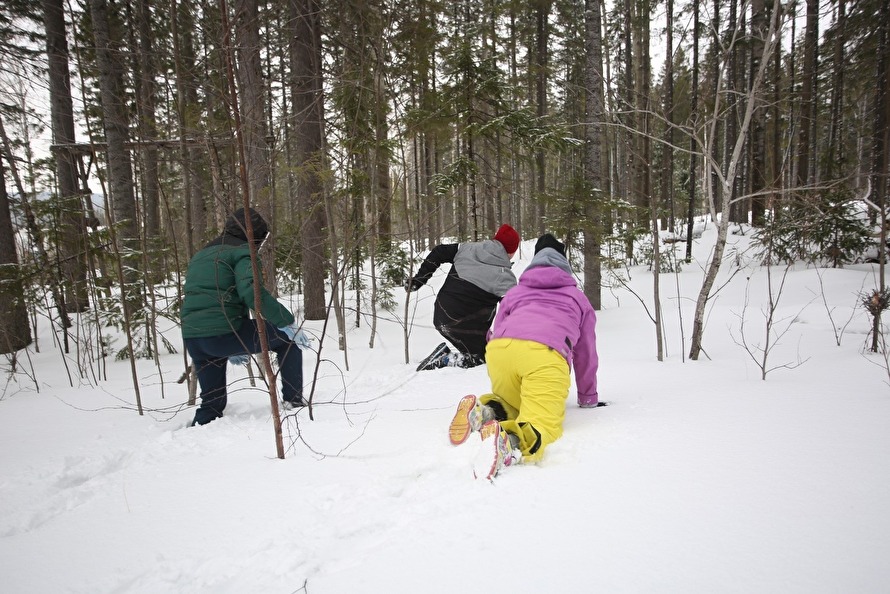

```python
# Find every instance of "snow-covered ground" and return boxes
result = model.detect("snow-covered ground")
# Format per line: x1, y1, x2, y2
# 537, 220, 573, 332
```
1, 223, 889, 593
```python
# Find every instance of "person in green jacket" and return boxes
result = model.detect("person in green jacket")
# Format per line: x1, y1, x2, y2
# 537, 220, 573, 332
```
181, 207, 309, 426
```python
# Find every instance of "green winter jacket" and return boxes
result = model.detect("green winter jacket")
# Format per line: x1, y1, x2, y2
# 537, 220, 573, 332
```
180, 209, 294, 338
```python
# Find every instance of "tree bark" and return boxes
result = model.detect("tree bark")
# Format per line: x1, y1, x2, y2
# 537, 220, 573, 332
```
373, 47, 392, 249
0, 155, 32, 354
234, 0, 275, 292
685, 0, 699, 261
796, 0, 818, 187
583, 0, 605, 311
826, 0, 846, 175
136, 0, 160, 241
43, 0, 89, 311
725, 0, 743, 223
870, 0, 889, 352
662, 0, 674, 231
289, 0, 328, 320
89, 0, 140, 311
749, 0, 768, 226
533, 0, 551, 235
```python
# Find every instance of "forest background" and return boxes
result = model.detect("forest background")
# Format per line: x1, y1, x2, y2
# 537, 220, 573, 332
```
0, 0, 888, 424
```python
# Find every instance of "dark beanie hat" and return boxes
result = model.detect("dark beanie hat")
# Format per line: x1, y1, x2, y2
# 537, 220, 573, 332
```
493, 224, 520, 254
534, 233, 566, 256
226, 207, 269, 244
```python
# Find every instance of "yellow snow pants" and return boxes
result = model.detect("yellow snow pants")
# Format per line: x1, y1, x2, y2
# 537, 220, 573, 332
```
479, 338, 571, 463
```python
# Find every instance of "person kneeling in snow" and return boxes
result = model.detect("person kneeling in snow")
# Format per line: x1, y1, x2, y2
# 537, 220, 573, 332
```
448, 233, 602, 479
180, 207, 310, 426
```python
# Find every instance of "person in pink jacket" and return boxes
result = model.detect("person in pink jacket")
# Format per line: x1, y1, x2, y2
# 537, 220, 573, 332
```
449, 233, 601, 477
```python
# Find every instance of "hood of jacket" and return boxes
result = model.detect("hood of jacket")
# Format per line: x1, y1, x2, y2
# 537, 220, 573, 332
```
451, 239, 517, 297
521, 248, 574, 284
225, 207, 268, 244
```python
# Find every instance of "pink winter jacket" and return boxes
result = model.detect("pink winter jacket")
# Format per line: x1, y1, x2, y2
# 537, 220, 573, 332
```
488, 249, 599, 406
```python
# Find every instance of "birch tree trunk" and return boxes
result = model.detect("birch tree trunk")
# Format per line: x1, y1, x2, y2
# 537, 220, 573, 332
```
689, 3, 782, 360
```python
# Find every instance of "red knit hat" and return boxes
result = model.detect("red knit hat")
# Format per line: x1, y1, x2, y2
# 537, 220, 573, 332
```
493, 224, 520, 255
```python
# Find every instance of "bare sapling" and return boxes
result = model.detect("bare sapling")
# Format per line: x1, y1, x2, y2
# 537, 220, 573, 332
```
731, 262, 811, 380
813, 266, 864, 347
859, 179, 889, 353
219, 0, 283, 459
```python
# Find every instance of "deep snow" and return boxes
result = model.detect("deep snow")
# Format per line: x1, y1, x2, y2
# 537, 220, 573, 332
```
1, 224, 889, 593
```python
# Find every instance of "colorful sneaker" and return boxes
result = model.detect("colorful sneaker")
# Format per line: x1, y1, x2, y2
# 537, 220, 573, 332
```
416, 342, 450, 372
448, 394, 488, 445
473, 420, 520, 481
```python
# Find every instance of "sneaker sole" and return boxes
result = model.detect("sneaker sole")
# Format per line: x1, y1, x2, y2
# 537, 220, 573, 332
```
448, 394, 477, 445
473, 420, 503, 480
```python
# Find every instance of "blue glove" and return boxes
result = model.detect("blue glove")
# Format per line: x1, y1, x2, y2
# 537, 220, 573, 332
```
279, 324, 312, 350
229, 354, 249, 366
293, 329, 312, 349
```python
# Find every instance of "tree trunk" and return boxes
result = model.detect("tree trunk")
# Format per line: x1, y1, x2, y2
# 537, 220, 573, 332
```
628, 0, 642, 221
373, 51, 392, 249
534, 0, 551, 235
685, 0, 699, 261
770, 11, 782, 216
136, 0, 160, 242
636, 0, 652, 227
870, 0, 889, 352
709, 0, 722, 215
796, 0, 818, 188
44, 0, 89, 311
826, 0, 846, 175
662, 0, 674, 231
689, 2, 781, 360
583, 0, 605, 311
289, 0, 328, 320
89, 0, 140, 310
0, 155, 31, 354
725, 0, 742, 223
234, 0, 275, 293
749, 0, 768, 226
0, 117, 72, 336
171, 0, 201, 256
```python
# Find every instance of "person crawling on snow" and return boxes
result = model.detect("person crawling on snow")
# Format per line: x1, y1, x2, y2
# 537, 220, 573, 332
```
448, 233, 602, 479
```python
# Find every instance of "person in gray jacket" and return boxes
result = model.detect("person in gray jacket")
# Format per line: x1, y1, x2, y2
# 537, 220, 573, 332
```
407, 224, 520, 370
